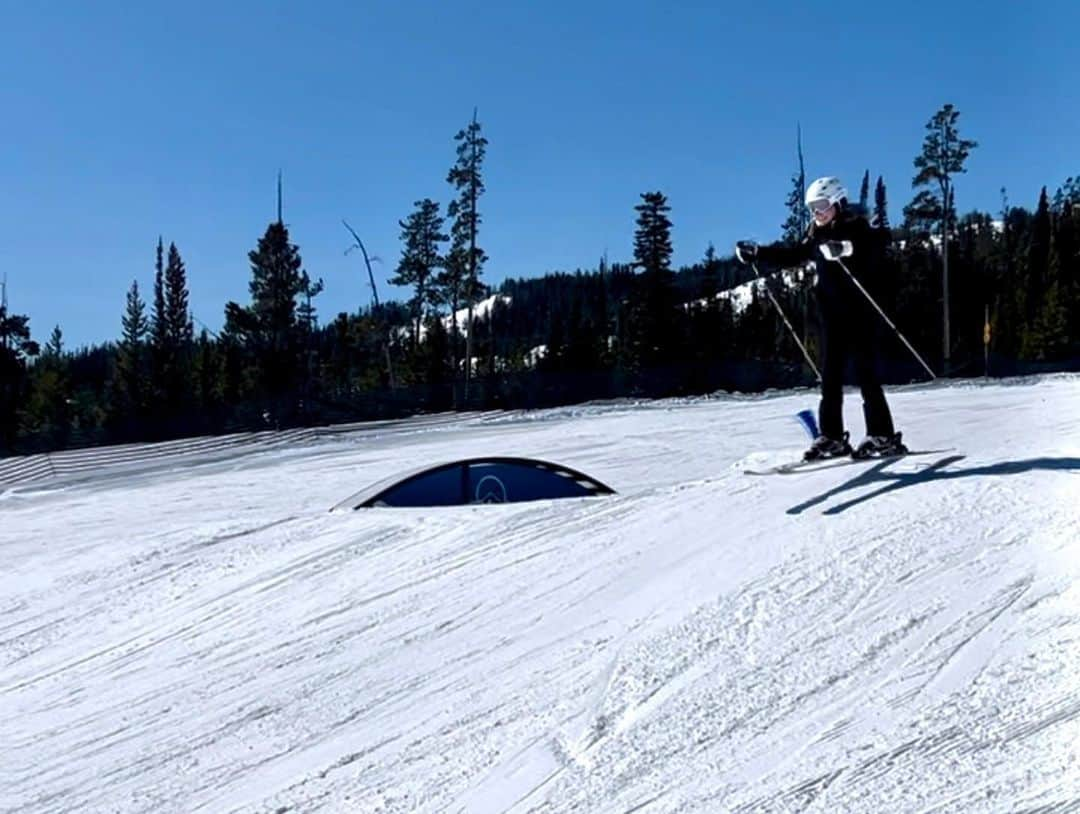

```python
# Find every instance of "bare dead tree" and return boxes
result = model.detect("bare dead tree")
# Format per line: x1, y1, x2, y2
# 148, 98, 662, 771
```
343, 220, 396, 389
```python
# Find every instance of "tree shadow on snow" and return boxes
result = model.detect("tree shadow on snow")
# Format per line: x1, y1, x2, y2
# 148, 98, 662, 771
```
786, 456, 1080, 516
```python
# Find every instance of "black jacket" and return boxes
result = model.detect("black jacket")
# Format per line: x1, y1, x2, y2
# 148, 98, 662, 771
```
756, 206, 888, 318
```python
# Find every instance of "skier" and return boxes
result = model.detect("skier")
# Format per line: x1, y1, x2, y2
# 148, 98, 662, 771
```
735, 176, 908, 460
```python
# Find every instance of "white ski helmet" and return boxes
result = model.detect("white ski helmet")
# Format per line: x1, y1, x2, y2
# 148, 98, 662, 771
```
805, 176, 848, 210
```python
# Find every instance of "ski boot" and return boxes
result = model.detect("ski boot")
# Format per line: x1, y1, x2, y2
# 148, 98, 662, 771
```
803, 431, 853, 461
852, 432, 908, 459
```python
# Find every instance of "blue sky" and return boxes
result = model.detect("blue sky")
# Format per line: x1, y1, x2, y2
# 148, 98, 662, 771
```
1, 1, 1075, 348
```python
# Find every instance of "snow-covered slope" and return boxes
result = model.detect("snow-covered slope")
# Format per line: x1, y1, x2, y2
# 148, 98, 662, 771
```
3, 376, 1079, 813
686, 268, 809, 316
402, 294, 513, 343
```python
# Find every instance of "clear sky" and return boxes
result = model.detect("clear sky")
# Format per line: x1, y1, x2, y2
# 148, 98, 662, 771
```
1, 1, 1075, 348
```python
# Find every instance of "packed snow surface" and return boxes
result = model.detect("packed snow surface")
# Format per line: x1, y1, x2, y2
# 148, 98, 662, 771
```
3, 376, 1079, 812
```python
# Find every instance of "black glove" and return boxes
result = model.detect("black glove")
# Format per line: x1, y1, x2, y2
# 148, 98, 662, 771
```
735, 240, 758, 265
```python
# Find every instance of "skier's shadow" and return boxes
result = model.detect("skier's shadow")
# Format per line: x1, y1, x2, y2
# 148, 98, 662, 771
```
787, 456, 1080, 516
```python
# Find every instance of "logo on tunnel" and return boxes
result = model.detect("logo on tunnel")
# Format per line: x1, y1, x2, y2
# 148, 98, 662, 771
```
474, 475, 508, 503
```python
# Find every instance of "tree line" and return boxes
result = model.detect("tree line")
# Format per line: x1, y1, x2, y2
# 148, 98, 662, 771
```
1, 104, 1077, 455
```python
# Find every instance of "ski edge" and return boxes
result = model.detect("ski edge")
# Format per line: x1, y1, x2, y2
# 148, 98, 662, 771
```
743, 448, 957, 476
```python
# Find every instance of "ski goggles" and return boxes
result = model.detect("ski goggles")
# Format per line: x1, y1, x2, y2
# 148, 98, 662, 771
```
807, 198, 834, 214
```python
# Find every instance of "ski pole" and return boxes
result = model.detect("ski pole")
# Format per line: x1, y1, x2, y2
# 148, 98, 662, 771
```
821, 243, 937, 381
750, 261, 821, 382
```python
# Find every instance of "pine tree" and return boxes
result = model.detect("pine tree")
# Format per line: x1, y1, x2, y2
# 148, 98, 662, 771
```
296, 270, 324, 406
563, 293, 603, 375
1019, 187, 1055, 358
23, 325, 71, 447
631, 191, 677, 369
192, 330, 224, 423
1025, 188, 1053, 322
150, 237, 168, 404
224, 221, 307, 406
1027, 279, 1069, 361
909, 104, 977, 231
45, 325, 64, 357
777, 128, 815, 367
0, 304, 40, 451
296, 271, 325, 335
1052, 176, 1080, 211
1054, 198, 1079, 346
418, 313, 452, 410
542, 305, 567, 373
902, 190, 941, 236
873, 176, 889, 228
1023, 196, 1069, 361
781, 125, 808, 242
858, 170, 870, 211
634, 192, 674, 277
116, 279, 150, 419
613, 294, 640, 391
393, 199, 447, 347
693, 243, 735, 369
907, 103, 977, 372
993, 189, 1027, 359
444, 110, 488, 403
164, 243, 193, 348
436, 248, 465, 373
597, 254, 611, 364
161, 243, 195, 410
151, 238, 167, 352
122, 281, 149, 345
145, 239, 196, 412
701, 243, 719, 305
0, 307, 40, 364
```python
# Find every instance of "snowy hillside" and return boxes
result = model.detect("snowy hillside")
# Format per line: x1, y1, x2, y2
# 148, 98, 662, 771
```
686, 267, 809, 316
403, 294, 513, 343
3, 376, 1080, 813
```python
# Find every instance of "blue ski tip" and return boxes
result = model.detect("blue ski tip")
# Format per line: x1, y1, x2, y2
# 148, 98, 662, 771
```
795, 409, 819, 441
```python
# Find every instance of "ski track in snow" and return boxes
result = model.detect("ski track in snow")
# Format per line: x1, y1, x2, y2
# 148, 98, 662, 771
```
2, 376, 1079, 813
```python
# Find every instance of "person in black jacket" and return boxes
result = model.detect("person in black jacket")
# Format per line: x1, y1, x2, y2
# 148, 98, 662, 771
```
735, 175, 907, 460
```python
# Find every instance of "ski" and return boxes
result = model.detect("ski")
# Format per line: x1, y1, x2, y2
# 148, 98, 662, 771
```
743, 448, 956, 476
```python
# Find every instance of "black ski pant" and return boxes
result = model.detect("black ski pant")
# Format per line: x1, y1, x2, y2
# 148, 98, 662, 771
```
817, 304, 895, 441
